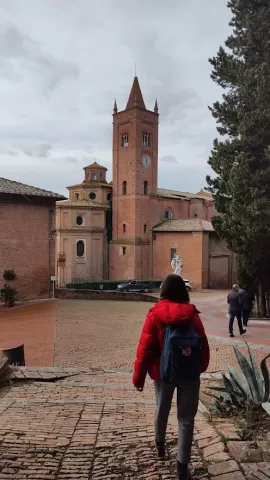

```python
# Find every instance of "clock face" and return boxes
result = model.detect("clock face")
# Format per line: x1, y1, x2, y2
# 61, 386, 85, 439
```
142, 154, 151, 168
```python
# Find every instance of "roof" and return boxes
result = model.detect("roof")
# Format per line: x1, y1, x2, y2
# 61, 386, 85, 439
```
56, 199, 108, 209
67, 181, 112, 189
126, 76, 146, 110
196, 189, 213, 198
153, 219, 214, 232
0, 177, 65, 200
156, 188, 213, 201
83, 162, 107, 171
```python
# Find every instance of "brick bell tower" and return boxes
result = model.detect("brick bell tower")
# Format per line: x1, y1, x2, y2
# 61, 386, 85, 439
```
109, 77, 159, 280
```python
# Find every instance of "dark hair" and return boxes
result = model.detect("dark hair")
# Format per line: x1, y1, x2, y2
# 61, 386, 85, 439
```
160, 274, 190, 303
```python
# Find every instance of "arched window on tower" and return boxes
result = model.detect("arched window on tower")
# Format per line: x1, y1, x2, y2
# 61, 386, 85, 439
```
144, 181, 148, 195
165, 209, 173, 220
122, 181, 127, 195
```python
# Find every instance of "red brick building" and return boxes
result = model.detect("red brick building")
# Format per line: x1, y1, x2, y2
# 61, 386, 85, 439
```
0, 178, 65, 300
56, 76, 234, 290
109, 77, 234, 288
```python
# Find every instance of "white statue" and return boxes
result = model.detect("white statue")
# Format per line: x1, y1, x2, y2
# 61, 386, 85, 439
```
171, 253, 183, 277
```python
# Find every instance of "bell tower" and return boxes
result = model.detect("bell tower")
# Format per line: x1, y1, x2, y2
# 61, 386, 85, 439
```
109, 77, 159, 280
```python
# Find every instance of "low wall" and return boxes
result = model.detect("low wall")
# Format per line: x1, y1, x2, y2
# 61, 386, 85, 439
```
56, 289, 159, 303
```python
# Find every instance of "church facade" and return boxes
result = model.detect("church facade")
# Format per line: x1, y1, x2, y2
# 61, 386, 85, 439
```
56, 77, 234, 289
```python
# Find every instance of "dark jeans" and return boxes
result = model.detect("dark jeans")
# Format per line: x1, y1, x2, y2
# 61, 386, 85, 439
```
242, 309, 251, 326
229, 310, 243, 334
154, 380, 200, 463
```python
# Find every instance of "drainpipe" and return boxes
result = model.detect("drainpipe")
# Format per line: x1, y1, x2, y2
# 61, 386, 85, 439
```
48, 208, 53, 297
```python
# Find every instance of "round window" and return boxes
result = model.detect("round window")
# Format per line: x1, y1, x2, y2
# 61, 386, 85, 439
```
89, 192, 96, 200
76, 215, 83, 226
107, 193, 112, 201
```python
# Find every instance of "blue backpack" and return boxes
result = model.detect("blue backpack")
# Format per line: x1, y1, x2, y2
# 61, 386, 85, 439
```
160, 324, 202, 385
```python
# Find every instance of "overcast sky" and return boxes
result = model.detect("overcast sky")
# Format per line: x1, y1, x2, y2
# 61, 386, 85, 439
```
0, 0, 232, 196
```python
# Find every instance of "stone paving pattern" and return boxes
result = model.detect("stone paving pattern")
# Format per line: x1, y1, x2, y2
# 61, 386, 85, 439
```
1, 293, 270, 372
0, 366, 269, 479
0, 293, 270, 478
0, 367, 210, 479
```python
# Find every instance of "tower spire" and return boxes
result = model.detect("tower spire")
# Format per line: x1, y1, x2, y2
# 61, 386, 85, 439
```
113, 99, 118, 114
126, 77, 146, 110
154, 99, 159, 113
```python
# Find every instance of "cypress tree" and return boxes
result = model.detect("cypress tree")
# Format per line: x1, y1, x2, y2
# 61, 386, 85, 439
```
207, 0, 270, 315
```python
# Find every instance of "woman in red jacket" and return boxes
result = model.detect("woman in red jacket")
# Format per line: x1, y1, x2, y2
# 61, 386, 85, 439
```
133, 274, 210, 480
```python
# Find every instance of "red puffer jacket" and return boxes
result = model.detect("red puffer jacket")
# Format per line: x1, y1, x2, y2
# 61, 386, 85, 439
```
133, 299, 210, 389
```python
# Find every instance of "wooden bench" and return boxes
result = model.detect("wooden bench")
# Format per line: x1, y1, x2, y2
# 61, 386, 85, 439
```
0, 342, 25, 366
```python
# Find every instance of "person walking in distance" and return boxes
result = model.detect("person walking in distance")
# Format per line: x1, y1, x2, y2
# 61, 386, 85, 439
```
240, 286, 254, 327
228, 284, 246, 337
133, 274, 210, 480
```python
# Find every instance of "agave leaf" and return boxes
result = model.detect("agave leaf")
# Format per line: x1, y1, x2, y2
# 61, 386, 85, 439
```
207, 386, 245, 408
227, 366, 249, 399
261, 353, 270, 402
206, 386, 240, 395
262, 402, 270, 416
246, 343, 264, 401
233, 346, 260, 403
204, 391, 224, 402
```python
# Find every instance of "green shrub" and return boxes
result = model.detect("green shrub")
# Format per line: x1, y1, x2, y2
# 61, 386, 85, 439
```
207, 343, 270, 416
66, 280, 162, 290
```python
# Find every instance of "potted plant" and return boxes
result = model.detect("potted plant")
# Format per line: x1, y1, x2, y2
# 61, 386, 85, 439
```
3, 269, 16, 281
0, 284, 17, 307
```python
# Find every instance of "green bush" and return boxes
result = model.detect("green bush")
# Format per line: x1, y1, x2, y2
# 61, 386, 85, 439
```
66, 280, 162, 290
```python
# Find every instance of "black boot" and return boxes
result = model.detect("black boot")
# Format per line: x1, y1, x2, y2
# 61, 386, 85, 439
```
177, 462, 190, 480
155, 439, 165, 458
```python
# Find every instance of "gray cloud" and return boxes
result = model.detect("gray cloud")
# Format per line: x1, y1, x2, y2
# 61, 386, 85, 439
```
0, 24, 79, 93
160, 155, 179, 164
21, 143, 51, 158
0, 0, 232, 195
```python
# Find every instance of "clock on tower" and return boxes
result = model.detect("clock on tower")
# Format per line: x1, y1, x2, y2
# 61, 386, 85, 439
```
110, 76, 159, 281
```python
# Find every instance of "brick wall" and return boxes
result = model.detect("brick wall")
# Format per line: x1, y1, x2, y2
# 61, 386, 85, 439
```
56, 288, 158, 303
153, 231, 205, 288
0, 201, 56, 300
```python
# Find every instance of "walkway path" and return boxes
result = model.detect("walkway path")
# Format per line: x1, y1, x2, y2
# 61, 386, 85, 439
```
0, 365, 263, 479
0, 366, 216, 479
0, 294, 270, 373
0, 301, 56, 366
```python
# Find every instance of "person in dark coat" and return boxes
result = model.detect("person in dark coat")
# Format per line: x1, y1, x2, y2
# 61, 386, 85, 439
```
239, 287, 254, 326
227, 284, 246, 337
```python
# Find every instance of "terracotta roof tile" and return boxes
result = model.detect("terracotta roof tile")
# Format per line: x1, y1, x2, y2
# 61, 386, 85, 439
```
0, 177, 65, 199
153, 219, 214, 232
67, 181, 112, 189
83, 162, 107, 170
56, 199, 108, 209
156, 188, 213, 201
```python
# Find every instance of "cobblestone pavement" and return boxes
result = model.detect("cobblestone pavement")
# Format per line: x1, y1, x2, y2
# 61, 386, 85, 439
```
55, 298, 270, 374
0, 292, 269, 373
1, 366, 267, 479
0, 367, 210, 479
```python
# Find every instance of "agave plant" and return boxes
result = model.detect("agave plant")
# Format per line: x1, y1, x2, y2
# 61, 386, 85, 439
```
207, 343, 270, 416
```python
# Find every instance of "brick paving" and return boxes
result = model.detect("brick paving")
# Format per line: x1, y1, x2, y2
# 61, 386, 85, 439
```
0, 293, 269, 373
0, 365, 269, 479
0, 367, 209, 479
55, 297, 270, 373
0, 300, 56, 366
0, 293, 270, 478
